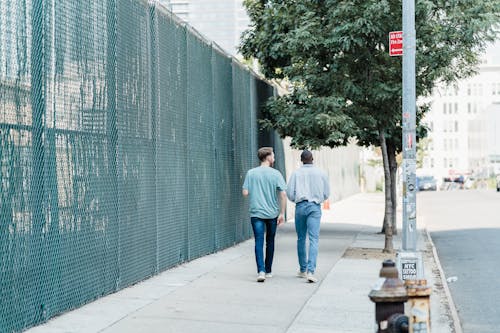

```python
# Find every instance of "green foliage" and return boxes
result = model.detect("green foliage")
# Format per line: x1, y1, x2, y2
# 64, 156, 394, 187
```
416, 136, 431, 168
241, 0, 499, 150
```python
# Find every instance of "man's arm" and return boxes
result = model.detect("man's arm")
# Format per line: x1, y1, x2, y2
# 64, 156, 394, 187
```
277, 191, 287, 225
242, 171, 249, 197
286, 173, 295, 202
322, 172, 330, 200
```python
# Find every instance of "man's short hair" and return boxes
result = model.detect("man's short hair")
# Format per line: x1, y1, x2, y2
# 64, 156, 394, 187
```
258, 147, 274, 162
300, 149, 313, 163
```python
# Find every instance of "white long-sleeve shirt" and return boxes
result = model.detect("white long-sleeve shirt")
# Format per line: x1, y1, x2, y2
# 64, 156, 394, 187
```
286, 164, 330, 204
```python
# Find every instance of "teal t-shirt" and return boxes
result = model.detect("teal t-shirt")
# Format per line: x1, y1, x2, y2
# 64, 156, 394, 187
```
242, 166, 287, 219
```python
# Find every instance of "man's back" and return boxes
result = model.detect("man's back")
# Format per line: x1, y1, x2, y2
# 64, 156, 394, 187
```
287, 164, 330, 204
243, 166, 286, 219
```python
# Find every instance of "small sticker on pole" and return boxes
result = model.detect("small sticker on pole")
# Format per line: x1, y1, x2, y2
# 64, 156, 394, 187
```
389, 31, 403, 56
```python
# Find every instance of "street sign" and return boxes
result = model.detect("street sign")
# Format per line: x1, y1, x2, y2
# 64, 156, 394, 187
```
397, 251, 424, 281
389, 31, 403, 56
401, 262, 417, 279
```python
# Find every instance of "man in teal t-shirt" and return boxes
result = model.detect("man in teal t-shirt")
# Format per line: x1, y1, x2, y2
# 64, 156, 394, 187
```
242, 147, 287, 282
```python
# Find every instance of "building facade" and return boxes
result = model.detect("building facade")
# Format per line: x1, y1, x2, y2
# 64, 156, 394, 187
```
159, 0, 250, 56
421, 42, 500, 181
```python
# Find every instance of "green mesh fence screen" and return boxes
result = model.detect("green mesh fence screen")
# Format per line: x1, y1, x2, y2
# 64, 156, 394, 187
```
0, 1, 285, 332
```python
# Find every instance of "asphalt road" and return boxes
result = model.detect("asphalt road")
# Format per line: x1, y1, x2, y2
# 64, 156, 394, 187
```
417, 189, 500, 333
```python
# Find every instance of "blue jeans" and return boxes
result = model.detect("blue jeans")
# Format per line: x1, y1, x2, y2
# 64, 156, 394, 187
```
295, 201, 321, 274
250, 217, 278, 273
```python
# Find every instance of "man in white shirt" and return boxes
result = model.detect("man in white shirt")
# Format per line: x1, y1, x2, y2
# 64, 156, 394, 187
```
287, 150, 330, 283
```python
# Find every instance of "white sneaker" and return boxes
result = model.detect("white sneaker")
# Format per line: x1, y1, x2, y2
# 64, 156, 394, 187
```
307, 272, 318, 283
265, 273, 273, 278
297, 271, 307, 278
257, 272, 266, 282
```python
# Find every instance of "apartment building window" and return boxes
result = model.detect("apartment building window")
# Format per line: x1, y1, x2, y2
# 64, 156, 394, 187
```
454, 103, 458, 114
478, 84, 483, 96
454, 121, 458, 132
492, 83, 500, 95
467, 84, 471, 96
443, 120, 447, 132
443, 103, 446, 114
431, 158, 434, 167
467, 103, 471, 114
443, 139, 447, 150
455, 138, 459, 149
444, 158, 447, 168
430, 121, 434, 131
473, 103, 477, 113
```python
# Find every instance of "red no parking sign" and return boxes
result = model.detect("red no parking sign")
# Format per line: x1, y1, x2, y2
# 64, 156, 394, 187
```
389, 31, 403, 56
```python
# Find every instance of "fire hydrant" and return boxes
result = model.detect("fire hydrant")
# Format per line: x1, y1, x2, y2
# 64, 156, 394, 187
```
369, 260, 409, 333
405, 279, 432, 333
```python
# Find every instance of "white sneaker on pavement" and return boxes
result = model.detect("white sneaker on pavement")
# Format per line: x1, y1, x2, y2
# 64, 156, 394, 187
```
297, 271, 307, 278
307, 272, 318, 283
265, 273, 273, 278
257, 271, 266, 282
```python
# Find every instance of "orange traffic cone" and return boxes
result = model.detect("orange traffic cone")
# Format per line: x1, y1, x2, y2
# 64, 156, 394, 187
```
323, 199, 330, 210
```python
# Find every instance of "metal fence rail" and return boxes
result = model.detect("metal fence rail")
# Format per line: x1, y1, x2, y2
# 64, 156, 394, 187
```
0, 1, 284, 332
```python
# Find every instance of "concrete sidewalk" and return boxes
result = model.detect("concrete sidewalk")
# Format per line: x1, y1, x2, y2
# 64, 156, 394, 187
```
26, 193, 456, 333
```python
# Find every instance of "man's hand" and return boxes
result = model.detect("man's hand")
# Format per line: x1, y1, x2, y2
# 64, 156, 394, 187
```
277, 213, 285, 225
278, 191, 287, 225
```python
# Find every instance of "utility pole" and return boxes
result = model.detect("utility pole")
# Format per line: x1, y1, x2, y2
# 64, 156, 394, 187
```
397, 0, 424, 280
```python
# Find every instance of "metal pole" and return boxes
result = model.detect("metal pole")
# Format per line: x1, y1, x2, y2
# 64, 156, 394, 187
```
398, 0, 424, 281
402, 0, 417, 251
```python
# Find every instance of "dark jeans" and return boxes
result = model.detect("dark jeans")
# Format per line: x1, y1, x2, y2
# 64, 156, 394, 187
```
250, 217, 278, 273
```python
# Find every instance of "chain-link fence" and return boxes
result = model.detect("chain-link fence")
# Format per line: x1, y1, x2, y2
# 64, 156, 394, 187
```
0, 1, 285, 332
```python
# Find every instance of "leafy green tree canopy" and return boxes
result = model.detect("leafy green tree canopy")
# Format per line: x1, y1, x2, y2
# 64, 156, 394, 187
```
240, 0, 499, 150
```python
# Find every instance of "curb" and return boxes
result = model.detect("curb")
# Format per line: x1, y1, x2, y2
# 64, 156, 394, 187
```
425, 229, 462, 333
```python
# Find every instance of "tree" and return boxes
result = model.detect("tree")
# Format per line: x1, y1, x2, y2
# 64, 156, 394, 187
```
416, 137, 431, 169
240, 0, 499, 252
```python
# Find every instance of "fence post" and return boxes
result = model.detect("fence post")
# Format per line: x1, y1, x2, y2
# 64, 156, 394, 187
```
106, 0, 120, 290
30, 0, 47, 322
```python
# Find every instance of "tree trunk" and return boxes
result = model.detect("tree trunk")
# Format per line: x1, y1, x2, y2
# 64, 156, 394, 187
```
388, 142, 398, 235
380, 142, 398, 236
379, 130, 394, 253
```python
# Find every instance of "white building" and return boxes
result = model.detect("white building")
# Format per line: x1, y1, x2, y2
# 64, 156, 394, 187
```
469, 103, 500, 177
159, 0, 251, 56
421, 41, 500, 181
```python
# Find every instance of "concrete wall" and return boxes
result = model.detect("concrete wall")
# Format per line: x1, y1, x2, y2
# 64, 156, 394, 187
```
282, 138, 361, 219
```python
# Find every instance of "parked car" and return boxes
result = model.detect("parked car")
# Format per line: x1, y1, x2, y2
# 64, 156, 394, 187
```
441, 175, 465, 190
496, 175, 500, 192
417, 176, 437, 191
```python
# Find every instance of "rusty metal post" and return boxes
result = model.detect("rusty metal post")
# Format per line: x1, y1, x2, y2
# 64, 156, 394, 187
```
405, 279, 432, 333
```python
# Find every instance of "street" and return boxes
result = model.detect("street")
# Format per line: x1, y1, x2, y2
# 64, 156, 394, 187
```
418, 189, 500, 333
